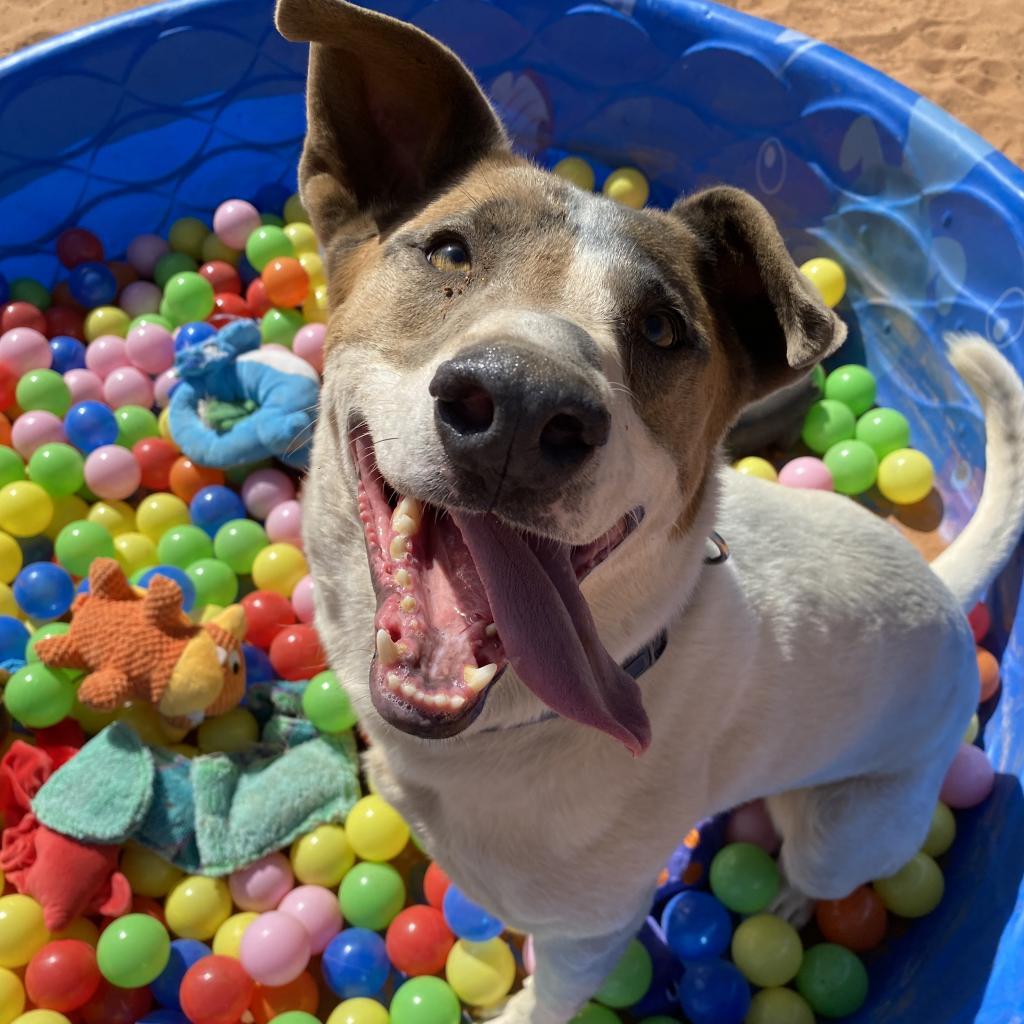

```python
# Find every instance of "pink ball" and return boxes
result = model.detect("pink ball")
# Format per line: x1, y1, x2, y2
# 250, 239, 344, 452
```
120, 280, 162, 317
241, 468, 296, 520
278, 885, 343, 954
239, 910, 311, 986
293, 323, 326, 374
725, 799, 780, 853
85, 335, 130, 379
64, 369, 105, 404
265, 499, 302, 545
213, 199, 262, 250
778, 456, 834, 491
126, 322, 175, 375
11, 411, 66, 458
126, 233, 168, 277
84, 444, 141, 500
291, 575, 315, 623
229, 852, 294, 912
103, 366, 155, 409
0, 328, 52, 375
154, 368, 180, 408
940, 743, 995, 809
523, 935, 535, 975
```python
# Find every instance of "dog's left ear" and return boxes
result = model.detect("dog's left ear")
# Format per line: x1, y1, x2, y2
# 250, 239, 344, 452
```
673, 186, 847, 401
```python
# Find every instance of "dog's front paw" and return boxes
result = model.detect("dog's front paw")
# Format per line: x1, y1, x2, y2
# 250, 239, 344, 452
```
768, 879, 815, 929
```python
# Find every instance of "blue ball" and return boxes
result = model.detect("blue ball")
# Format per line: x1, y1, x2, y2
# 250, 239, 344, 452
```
662, 891, 732, 963
64, 400, 119, 453
0, 273, 8, 306
140, 1012, 190, 1024
151, 939, 210, 1008
18, 534, 54, 565
243, 642, 275, 685
174, 321, 217, 353
49, 335, 87, 373
13, 562, 74, 620
252, 181, 291, 216
68, 260, 117, 307
138, 565, 197, 613
442, 884, 504, 941
321, 927, 390, 999
678, 960, 751, 1024
0, 615, 29, 661
190, 484, 247, 537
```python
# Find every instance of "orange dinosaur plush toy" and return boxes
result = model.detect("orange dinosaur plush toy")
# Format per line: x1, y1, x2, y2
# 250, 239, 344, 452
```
35, 558, 246, 720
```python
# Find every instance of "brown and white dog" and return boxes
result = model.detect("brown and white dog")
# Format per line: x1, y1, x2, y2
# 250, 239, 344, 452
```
276, 1, 1024, 1019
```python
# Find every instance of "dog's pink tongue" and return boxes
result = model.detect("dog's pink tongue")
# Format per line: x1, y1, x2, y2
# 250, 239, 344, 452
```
453, 513, 651, 755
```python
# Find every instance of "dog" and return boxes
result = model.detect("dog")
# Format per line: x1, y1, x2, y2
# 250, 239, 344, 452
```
276, 1, 1024, 1019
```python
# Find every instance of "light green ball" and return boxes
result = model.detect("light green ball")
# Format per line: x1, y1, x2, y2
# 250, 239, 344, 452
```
594, 939, 652, 1008
801, 399, 855, 455
338, 861, 406, 930
0, 447, 25, 488
28, 443, 84, 497
163, 272, 215, 323
157, 524, 214, 569
55, 518, 117, 576
213, 518, 269, 574
823, 439, 878, 495
390, 977, 461, 1024
855, 407, 910, 460
303, 670, 358, 733
709, 843, 779, 915
246, 225, 295, 271
796, 943, 869, 1019
730, 914, 803, 987
115, 405, 160, 449
96, 912, 171, 988
16, 369, 71, 417
260, 308, 305, 347
4, 663, 76, 728
186, 557, 238, 608
824, 364, 877, 415
154, 251, 198, 289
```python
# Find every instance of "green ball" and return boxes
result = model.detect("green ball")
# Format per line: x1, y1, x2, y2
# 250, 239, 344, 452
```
390, 977, 461, 1024
129, 313, 175, 334
28, 443, 84, 497
801, 399, 855, 455
16, 369, 71, 417
594, 939, 652, 1008
168, 216, 209, 260
730, 914, 803, 987
157, 524, 214, 569
163, 272, 215, 323
303, 670, 358, 733
795, 943, 869, 1018
0, 447, 26, 487
4, 663, 76, 728
115, 405, 160, 448
269, 1014, 320, 1024
260, 212, 286, 228
154, 251, 198, 289
213, 518, 269, 574
823, 439, 878, 495
571, 1005, 620, 1024
186, 557, 238, 608
96, 912, 171, 988
824, 364, 877, 416
26, 622, 69, 662
55, 519, 116, 576
10, 278, 51, 310
260, 308, 305, 347
709, 843, 780, 915
873, 851, 944, 917
246, 225, 295, 271
855, 407, 910, 460
338, 861, 406, 930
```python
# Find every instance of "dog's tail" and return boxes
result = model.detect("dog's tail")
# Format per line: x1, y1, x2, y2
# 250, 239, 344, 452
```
930, 333, 1024, 611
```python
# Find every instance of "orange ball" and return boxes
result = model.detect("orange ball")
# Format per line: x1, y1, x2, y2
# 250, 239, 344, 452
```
977, 647, 1000, 702
815, 885, 888, 952
249, 970, 319, 1023
262, 258, 309, 309
169, 457, 226, 503
0, 413, 10, 448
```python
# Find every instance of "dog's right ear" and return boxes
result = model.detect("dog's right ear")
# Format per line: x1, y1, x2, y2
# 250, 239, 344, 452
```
276, 0, 507, 254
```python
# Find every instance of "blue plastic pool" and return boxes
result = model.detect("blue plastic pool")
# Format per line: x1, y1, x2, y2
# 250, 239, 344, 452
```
1, 0, 1022, 1018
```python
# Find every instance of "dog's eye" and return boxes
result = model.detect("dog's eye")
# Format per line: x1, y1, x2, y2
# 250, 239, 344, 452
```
640, 311, 680, 350
427, 239, 471, 272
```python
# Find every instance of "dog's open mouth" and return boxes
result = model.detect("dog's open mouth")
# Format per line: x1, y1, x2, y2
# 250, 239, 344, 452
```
352, 429, 652, 752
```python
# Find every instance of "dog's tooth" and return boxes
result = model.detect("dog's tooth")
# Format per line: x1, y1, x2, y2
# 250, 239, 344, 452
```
484, 623, 498, 638
464, 663, 498, 692
387, 672, 402, 692
389, 535, 409, 560
432, 694, 450, 709
392, 513, 417, 537
376, 628, 400, 666
395, 640, 410, 657
400, 596, 417, 613
401, 682, 416, 698
395, 497, 422, 527
450, 695, 467, 710
394, 568, 411, 587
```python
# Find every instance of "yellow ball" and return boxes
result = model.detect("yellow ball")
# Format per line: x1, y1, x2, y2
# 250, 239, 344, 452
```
963, 713, 979, 745
159, 407, 174, 441
303, 284, 329, 325
0, 895, 48, 968
0, 533, 22, 584
84, 306, 130, 341
165, 875, 233, 939
877, 448, 934, 505
12, 1013, 71, 1024
212, 911, 259, 958
0, 583, 17, 618
0, 482, 53, 537
197, 708, 259, 754
50, 917, 100, 947
113, 531, 158, 576
733, 456, 778, 483
298, 251, 325, 286
745, 987, 816, 1024
169, 217, 210, 260
201, 231, 240, 266
922, 802, 956, 858
88, 499, 136, 537
445, 938, 516, 1007
43, 495, 89, 541
0, 967, 25, 1024
326, 998, 391, 1024
117, 703, 174, 746
800, 257, 846, 308
284, 194, 311, 225
730, 914, 802, 987
552, 156, 595, 192
135, 493, 190, 543
873, 852, 944, 918
286, 222, 319, 255
122, 843, 184, 898
345, 795, 410, 862
290, 824, 355, 887
252, 542, 309, 597
602, 167, 649, 209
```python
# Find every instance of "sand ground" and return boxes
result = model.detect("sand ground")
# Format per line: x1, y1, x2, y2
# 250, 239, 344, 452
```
0, 0, 1021, 168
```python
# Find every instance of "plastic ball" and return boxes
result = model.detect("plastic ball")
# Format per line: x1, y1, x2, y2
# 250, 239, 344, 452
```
260, 308, 305, 347
58, 227, 104, 269
179, 955, 254, 1024
278, 885, 343, 954
96, 914, 170, 988
124, 322, 174, 376
84, 335, 130, 380
940, 742, 994, 808
64, 369, 104, 404
977, 646, 1000, 701
17, 370, 70, 418
252, 543, 309, 597
163, 272, 215, 324
0, 896, 49, 968
198, 261, 242, 296
877, 448, 934, 505
136, 492, 190, 543
801, 399, 855, 455
0, 615, 29, 660
157, 523, 214, 569
13, 562, 74, 620
211, 912, 258, 959
48, 336, 86, 376
677, 959, 750, 1024
732, 456, 776, 482
27, 443, 83, 497
246, 226, 295, 272
444, 937, 514, 1007
249, 973, 319, 1024
823, 439, 878, 496
800, 257, 846, 308
121, 280, 163, 317
777, 455, 833, 491
104, 366, 154, 409
186, 558, 238, 608
344, 795, 410, 863
55, 517, 118, 577
241, 467, 295, 519
79, 980, 153, 1024
133, 439, 178, 493
84, 306, 130, 341
0, 529, 22, 582
8, 279, 49, 310
84, 445, 141, 500
301, 672, 356, 738
196, 707, 258, 753
552, 155, 595, 191
873, 852, 944, 918
0, 328, 52, 374
381, 906, 453, 978
603, 167, 649, 208
239, 911, 311, 987
745, 987, 816, 1024
729, 914, 802, 987
247, 279, 272, 317
292, 322, 326, 373
919, 804, 956, 863
441, 886, 503, 943
795, 943, 868, 1018
242, 589, 296, 646
65, 401, 119, 454
189, 485, 246, 537
964, 712, 980, 744
11, 412, 66, 460
165, 876, 233, 940
326, 998, 390, 1024
708, 843, 779, 915
0, 967, 25, 1023
1, 302, 46, 334
339, 862, 406, 932
661, 890, 732, 963
121, 844, 184, 899
150, 939, 210, 1010
322, 928, 390, 999
126, 234, 168, 277
213, 518, 268, 574
269, 623, 326, 681
724, 800, 779, 853
390, 976, 461, 1024
854, 407, 910, 460
815, 886, 887, 953
292, 574, 315, 622
0, 448, 23, 489
968, 602, 991, 642
290, 824, 355, 887
10, 1013, 71, 1024
68, 262, 116, 308
209, 291, 254, 329
262, 257, 309, 307
570, 1004, 619, 1024
594, 939, 652, 1008
214, 200, 263, 250
229, 853, 294, 913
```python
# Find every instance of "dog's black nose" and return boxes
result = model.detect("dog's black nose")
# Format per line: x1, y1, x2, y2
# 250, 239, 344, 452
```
430, 344, 610, 489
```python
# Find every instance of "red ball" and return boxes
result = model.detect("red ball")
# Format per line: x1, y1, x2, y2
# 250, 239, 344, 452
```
270, 624, 327, 681
56, 227, 105, 268
968, 603, 991, 643
423, 862, 451, 911
51, 280, 84, 312
134, 437, 180, 491
1, 301, 47, 335
385, 905, 455, 976
45, 304, 86, 341
25, 939, 102, 1012
246, 278, 272, 318
180, 954, 255, 1024
200, 260, 242, 295
242, 589, 296, 649
815, 886, 888, 953
0, 364, 17, 411
209, 292, 255, 330
80, 980, 153, 1024
132, 893, 167, 925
